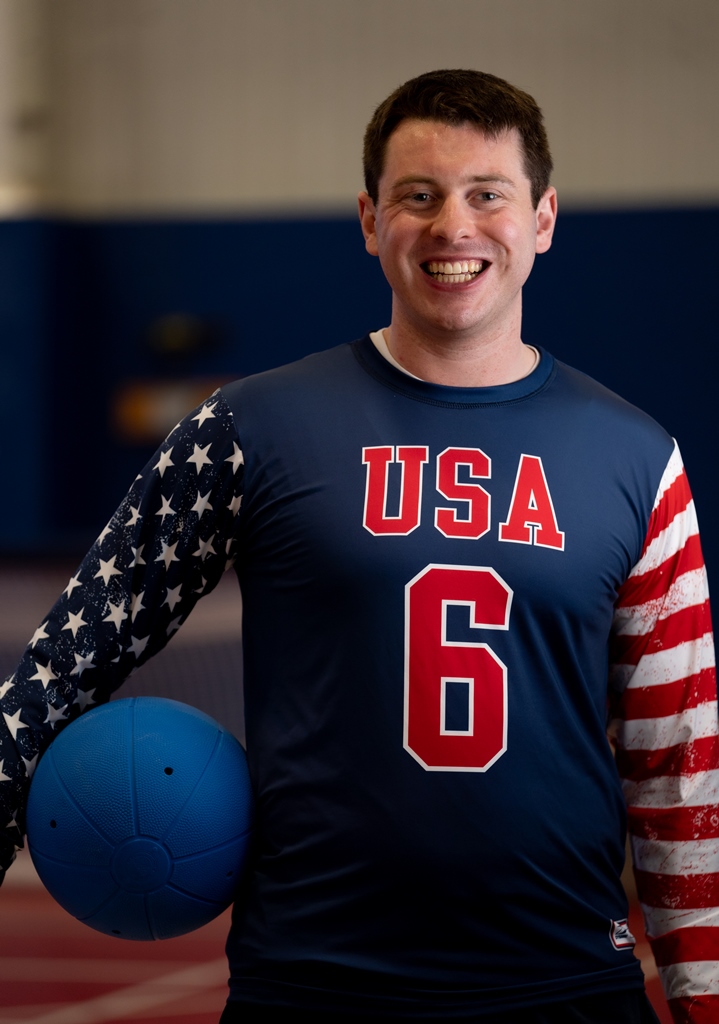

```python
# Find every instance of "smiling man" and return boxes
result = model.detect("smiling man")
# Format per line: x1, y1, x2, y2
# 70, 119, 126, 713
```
0, 70, 717, 1024
359, 117, 556, 385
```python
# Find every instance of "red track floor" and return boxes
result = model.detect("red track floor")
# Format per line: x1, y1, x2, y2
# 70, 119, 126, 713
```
0, 851, 231, 1024
0, 852, 673, 1024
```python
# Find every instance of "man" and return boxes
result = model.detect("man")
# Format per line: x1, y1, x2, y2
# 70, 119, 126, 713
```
0, 70, 716, 1023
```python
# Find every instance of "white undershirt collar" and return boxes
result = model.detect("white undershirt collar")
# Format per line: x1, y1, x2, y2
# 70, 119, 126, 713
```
369, 328, 540, 384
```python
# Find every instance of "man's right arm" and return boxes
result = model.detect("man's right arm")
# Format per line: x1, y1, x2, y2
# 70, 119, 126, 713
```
0, 390, 245, 880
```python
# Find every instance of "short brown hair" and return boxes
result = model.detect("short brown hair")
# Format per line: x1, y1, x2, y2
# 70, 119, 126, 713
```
363, 69, 553, 208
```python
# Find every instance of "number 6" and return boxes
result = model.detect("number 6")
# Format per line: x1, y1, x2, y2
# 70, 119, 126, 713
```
404, 564, 513, 771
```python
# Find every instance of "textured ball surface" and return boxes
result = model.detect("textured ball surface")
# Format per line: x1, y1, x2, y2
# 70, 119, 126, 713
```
26, 697, 254, 940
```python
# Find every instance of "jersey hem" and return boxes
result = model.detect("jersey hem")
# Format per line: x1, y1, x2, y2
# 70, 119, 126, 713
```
227, 962, 646, 1016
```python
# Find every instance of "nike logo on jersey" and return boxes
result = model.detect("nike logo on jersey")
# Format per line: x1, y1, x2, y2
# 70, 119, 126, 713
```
362, 446, 565, 550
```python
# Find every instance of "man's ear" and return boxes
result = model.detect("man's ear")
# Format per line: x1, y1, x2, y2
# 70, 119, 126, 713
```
535, 186, 557, 255
358, 192, 379, 256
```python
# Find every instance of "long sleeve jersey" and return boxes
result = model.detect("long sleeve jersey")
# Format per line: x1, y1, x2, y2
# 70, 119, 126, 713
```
0, 338, 716, 1020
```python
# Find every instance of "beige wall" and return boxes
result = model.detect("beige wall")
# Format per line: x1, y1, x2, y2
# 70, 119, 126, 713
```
0, 0, 48, 211
2, 0, 718, 214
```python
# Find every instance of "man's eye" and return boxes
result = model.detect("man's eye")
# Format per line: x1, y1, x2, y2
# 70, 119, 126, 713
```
409, 192, 432, 203
480, 191, 499, 201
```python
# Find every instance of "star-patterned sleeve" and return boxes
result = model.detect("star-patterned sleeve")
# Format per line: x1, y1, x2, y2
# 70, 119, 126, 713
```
0, 390, 245, 879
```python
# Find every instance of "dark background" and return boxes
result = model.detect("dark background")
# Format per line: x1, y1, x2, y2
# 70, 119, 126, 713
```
1, 208, 716, 584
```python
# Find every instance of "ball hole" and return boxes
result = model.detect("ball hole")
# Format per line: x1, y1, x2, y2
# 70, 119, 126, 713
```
50, 820, 57, 828
112, 929, 121, 935
164, 767, 173, 775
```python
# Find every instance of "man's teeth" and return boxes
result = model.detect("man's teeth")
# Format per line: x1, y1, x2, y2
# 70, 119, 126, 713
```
426, 260, 485, 283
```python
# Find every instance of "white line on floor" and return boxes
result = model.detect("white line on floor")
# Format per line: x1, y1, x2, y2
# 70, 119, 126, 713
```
0, 957, 211, 983
0, 957, 228, 1024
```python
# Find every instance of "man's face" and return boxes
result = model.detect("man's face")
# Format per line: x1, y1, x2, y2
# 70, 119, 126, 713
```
358, 119, 556, 345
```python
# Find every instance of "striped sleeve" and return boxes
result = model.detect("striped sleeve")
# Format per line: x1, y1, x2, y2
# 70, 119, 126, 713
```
609, 441, 719, 1024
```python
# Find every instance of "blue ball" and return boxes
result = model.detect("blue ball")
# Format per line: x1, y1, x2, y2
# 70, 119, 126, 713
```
26, 697, 254, 941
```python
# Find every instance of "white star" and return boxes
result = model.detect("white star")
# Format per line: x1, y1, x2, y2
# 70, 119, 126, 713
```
130, 591, 145, 621
130, 544, 146, 566
94, 556, 122, 586
103, 600, 127, 631
226, 443, 244, 474
153, 448, 174, 477
45, 703, 68, 729
3, 709, 27, 740
227, 493, 243, 515
156, 495, 176, 522
128, 635, 149, 659
191, 490, 213, 518
125, 505, 142, 527
74, 688, 96, 711
22, 754, 38, 778
0, 677, 13, 700
192, 402, 217, 428
64, 574, 82, 598
0, 759, 10, 782
70, 651, 96, 677
29, 661, 57, 690
193, 534, 216, 561
187, 443, 213, 474
29, 622, 49, 647
166, 616, 182, 636
62, 608, 88, 639
97, 524, 113, 546
156, 539, 180, 571
163, 584, 183, 612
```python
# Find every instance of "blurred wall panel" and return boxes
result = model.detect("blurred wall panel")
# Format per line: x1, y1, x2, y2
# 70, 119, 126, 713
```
42, 0, 719, 213
0, 219, 54, 548
0, 0, 49, 212
0, 0, 52, 549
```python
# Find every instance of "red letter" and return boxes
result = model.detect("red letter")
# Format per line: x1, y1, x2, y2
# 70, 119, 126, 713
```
434, 447, 491, 539
362, 446, 428, 536
499, 454, 565, 550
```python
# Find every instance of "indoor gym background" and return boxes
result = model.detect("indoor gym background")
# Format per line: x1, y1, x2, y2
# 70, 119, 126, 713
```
0, 1, 717, 1021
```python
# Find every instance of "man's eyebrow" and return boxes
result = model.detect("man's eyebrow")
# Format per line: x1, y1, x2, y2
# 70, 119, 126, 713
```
388, 174, 517, 190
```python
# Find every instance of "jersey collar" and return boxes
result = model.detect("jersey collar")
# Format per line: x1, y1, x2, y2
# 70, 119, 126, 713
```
351, 333, 555, 408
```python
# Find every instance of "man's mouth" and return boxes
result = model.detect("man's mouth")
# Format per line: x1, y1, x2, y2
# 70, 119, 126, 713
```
423, 260, 488, 284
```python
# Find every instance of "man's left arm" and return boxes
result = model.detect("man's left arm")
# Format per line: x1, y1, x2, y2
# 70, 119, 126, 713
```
609, 441, 719, 1024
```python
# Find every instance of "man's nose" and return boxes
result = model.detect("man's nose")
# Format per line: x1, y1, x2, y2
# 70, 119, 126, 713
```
429, 196, 475, 243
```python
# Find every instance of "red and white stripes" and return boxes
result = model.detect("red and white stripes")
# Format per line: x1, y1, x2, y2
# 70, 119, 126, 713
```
610, 441, 719, 1024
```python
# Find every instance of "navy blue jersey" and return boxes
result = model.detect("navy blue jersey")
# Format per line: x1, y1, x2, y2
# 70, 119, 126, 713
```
1, 337, 717, 1018
220, 337, 672, 1014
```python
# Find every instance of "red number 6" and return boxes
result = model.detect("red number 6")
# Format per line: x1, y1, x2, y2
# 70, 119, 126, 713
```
404, 564, 513, 771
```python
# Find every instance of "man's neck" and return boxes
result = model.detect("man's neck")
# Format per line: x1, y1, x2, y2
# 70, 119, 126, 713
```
384, 323, 537, 387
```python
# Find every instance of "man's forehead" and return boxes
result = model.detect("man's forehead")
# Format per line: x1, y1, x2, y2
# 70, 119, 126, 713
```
379, 119, 526, 187
389, 117, 519, 141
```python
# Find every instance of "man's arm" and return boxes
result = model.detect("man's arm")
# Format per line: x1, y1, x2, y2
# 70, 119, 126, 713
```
609, 442, 719, 1024
0, 390, 244, 880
